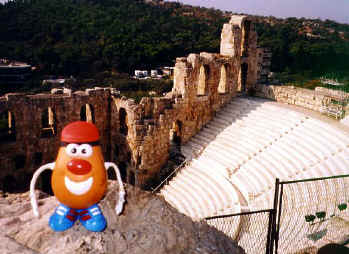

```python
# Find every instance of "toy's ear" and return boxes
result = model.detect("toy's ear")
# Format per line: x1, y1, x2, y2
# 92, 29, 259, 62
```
104, 162, 126, 215
30, 163, 55, 218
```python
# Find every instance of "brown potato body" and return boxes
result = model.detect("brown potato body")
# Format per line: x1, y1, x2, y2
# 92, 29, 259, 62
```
52, 146, 107, 209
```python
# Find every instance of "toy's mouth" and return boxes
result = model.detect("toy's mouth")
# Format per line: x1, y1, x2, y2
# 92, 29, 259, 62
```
64, 176, 93, 195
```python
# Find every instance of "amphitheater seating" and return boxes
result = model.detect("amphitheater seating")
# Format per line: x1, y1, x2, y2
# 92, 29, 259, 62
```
159, 96, 349, 252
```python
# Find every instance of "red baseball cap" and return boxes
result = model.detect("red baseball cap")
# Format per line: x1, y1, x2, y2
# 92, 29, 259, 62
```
61, 121, 99, 144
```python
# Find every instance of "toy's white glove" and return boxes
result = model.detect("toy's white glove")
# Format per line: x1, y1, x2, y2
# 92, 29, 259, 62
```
105, 162, 126, 215
30, 163, 55, 218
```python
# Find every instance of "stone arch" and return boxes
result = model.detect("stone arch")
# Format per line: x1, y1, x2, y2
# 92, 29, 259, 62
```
118, 161, 128, 182
33, 152, 43, 166
14, 154, 26, 170
40, 170, 53, 195
80, 104, 95, 123
119, 108, 128, 136
240, 63, 248, 92
3, 175, 16, 192
0, 110, 16, 142
197, 65, 209, 96
170, 120, 182, 146
218, 64, 228, 94
41, 107, 56, 138
241, 19, 251, 57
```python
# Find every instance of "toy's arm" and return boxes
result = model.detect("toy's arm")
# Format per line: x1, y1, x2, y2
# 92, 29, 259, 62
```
30, 163, 55, 218
104, 162, 126, 215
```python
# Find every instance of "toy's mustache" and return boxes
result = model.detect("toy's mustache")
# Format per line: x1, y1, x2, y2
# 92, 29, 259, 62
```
64, 176, 93, 195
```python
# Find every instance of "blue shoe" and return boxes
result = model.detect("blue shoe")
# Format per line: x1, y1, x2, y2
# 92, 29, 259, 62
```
78, 204, 106, 232
49, 204, 78, 232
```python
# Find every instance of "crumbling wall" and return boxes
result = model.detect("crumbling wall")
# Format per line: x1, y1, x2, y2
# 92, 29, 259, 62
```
0, 15, 261, 190
255, 84, 348, 114
0, 88, 114, 191
220, 15, 258, 92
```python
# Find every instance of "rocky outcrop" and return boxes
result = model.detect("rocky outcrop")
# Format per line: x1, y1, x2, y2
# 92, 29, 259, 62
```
0, 182, 245, 254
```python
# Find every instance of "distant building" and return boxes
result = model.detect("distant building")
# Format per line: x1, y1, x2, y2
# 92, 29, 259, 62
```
134, 70, 149, 79
0, 59, 32, 84
151, 70, 158, 77
161, 67, 174, 77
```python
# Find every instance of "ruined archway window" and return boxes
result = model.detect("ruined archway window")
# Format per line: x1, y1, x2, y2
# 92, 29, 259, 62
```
240, 63, 248, 92
41, 170, 53, 195
119, 108, 128, 136
241, 20, 251, 57
118, 162, 128, 182
0, 111, 16, 142
114, 145, 119, 159
218, 65, 227, 94
197, 65, 208, 96
170, 120, 182, 146
80, 104, 95, 123
14, 154, 26, 169
41, 107, 56, 138
33, 152, 43, 166
3, 175, 16, 192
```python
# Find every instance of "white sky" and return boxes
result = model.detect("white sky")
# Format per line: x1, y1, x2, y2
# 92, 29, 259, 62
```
166, 0, 349, 24
0, 0, 348, 24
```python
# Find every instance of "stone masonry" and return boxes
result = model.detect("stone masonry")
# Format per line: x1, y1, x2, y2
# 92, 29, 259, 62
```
0, 15, 261, 190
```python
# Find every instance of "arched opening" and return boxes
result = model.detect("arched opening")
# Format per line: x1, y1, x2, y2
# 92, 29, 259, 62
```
0, 111, 16, 142
169, 120, 184, 160
241, 20, 251, 57
14, 154, 26, 170
114, 144, 119, 161
241, 63, 248, 92
33, 152, 43, 166
119, 108, 128, 136
80, 104, 95, 123
170, 120, 182, 146
40, 170, 53, 195
41, 107, 56, 138
197, 65, 209, 96
118, 162, 128, 182
218, 65, 228, 94
3, 175, 16, 192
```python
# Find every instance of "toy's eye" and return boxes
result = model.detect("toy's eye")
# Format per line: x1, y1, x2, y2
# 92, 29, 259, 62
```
78, 144, 93, 157
66, 144, 79, 157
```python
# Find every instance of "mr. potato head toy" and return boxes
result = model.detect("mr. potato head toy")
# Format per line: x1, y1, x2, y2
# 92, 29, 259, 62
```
30, 121, 126, 232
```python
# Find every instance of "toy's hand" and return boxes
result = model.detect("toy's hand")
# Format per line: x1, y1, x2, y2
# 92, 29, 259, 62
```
105, 162, 126, 216
30, 163, 55, 218
115, 191, 126, 215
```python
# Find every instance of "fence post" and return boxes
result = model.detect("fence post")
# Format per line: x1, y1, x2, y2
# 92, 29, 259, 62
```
268, 178, 280, 254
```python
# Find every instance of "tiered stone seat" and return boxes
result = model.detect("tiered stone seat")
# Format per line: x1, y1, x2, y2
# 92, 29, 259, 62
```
160, 97, 349, 246
160, 158, 241, 219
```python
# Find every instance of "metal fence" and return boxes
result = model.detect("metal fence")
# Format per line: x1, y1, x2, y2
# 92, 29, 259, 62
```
203, 175, 349, 254
275, 175, 349, 254
205, 209, 275, 254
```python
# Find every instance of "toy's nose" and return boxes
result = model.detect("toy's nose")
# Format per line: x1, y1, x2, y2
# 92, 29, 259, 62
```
67, 159, 92, 175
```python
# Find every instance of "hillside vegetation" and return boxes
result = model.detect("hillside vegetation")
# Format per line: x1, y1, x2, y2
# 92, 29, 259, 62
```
1, 0, 349, 92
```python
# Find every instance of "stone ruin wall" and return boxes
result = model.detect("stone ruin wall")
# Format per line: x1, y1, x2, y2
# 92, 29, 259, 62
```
0, 88, 114, 191
0, 15, 260, 190
255, 84, 349, 115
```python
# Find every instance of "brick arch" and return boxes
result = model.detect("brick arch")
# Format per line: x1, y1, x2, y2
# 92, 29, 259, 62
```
119, 107, 128, 136
240, 63, 248, 92
170, 119, 183, 145
197, 65, 210, 96
0, 110, 16, 142
218, 64, 228, 94
41, 107, 57, 138
80, 103, 95, 123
